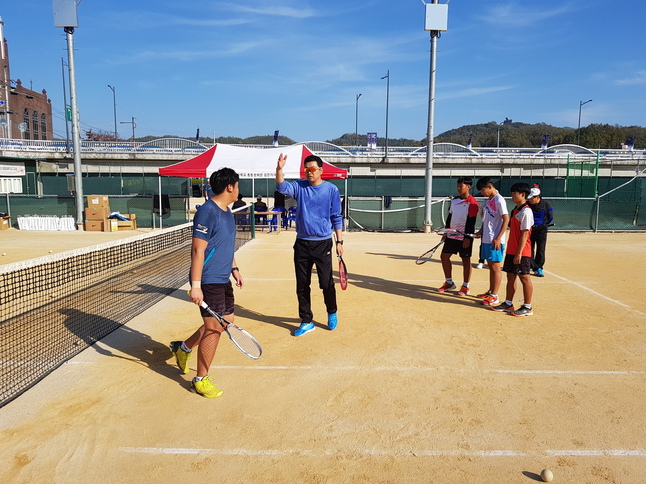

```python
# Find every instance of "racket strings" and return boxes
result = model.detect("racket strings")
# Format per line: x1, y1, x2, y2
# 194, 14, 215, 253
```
227, 325, 262, 359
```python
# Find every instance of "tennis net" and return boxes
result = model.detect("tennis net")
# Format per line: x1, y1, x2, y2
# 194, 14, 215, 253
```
0, 224, 195, 408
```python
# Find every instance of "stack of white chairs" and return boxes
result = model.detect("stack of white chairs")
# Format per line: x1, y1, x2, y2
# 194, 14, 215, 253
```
16, 215, 77, 231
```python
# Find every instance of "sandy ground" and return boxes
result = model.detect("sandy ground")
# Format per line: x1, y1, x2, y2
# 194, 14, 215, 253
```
1, 229, 646, 483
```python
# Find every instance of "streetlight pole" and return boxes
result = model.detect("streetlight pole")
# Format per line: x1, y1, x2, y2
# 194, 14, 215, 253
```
381, 71, 390, 162
54, 0, 84, 228
423, 0, 448, 232
577, 99, 592, 145
107, 85, 117, 141
354, 93, 361, 148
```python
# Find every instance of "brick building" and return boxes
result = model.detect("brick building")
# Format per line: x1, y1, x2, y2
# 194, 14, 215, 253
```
1, 21, 54, 140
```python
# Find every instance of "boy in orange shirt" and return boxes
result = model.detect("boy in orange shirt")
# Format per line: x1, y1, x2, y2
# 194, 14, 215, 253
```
491, 182, 535, 317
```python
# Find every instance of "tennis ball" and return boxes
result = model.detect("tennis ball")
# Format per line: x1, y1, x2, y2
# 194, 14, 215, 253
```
541, 469, 553, 482
1, 252, 6, 256
48, 250, 53, 253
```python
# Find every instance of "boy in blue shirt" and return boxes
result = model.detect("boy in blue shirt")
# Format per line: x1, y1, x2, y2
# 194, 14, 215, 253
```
276, 154, 344, 336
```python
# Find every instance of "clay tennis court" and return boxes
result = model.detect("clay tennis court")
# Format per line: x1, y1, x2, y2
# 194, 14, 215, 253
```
1, 228, 645, 483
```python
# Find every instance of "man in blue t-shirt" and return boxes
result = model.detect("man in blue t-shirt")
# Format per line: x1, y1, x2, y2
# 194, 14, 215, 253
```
276, 154, 344, 336
169, 167, 243, 398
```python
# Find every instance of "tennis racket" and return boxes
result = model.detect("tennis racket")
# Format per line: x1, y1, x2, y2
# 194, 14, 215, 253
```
435, 228, 480, 238
338, 255, 348, 290
196, 298, 262, 359
416, 240, 444, 264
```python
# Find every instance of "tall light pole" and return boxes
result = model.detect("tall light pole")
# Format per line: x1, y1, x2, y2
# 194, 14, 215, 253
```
54, 0, 84, 229
354, 93, 362, 148
577, 99, 592, 145
423, 0, 448, 232
107, 85, 117, 141
381, 71, 390, 162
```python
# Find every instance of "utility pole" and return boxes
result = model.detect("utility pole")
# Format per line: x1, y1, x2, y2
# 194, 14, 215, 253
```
54, 0, 84, 229
120, 116, 136, 141
423, 0, 448, 232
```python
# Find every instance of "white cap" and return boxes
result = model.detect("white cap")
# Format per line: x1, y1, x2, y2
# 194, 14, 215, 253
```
529, 188, 541, 198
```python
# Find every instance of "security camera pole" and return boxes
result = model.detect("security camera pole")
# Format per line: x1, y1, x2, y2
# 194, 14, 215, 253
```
422, 0, 448, 232
53, 0, 84, 229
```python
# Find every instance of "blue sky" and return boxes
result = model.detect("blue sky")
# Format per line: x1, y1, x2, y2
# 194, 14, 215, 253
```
2, 0, 644, 142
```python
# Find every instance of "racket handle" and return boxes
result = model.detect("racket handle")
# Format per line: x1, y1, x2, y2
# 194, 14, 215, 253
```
187, 290, 209, 309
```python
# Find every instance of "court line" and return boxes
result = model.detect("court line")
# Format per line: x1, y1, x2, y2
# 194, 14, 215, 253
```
548, 271, 645, 316
209, 365, 646, 375
56, 362, 646, 375
118, 447, 646, 457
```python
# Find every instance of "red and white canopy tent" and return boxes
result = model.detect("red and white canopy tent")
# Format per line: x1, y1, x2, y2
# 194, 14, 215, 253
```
159, 143, 347, 180
158, 144, 348, 226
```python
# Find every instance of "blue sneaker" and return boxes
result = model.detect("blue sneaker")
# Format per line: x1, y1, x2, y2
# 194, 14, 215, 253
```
294, 322, 315, 336
327, 313, 338, 330
536, 268, 544, 277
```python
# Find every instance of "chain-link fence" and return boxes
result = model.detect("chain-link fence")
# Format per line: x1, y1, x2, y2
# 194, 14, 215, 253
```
347, 196, 645, 232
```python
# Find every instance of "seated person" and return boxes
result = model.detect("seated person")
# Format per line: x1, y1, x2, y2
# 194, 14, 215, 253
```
232, 194, 248, 225
254, 196, 268, 224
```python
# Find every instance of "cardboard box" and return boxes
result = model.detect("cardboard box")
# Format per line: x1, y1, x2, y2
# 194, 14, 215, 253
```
84, 220, 105, 232
0, 216, 10, 230
117, 221, 137, 230
85, 207, 110, 221
116, 214, 137, 230
87, 195, 110, 209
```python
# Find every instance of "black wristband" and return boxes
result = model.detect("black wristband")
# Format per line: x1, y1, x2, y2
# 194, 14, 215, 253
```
336, 240, 343, 245
231, 267, 239, 273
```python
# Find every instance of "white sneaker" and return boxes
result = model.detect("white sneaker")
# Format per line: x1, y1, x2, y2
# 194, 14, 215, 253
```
476, 263, 484, 269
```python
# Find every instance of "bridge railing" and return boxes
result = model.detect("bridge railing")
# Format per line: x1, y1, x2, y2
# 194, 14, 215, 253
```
1, 137, 645, 161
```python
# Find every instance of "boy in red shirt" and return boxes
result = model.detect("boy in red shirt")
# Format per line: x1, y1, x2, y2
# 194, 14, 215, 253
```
491, 182, 534, 317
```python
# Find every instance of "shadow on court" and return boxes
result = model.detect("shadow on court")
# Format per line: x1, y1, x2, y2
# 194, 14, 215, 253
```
347, 271, 483, 309
60, 308, 182, 382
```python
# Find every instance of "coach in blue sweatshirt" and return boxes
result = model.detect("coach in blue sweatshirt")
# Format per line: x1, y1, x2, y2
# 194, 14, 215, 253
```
276, 154, 344, 336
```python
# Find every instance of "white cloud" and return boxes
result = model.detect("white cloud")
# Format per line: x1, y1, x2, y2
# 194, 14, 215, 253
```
221, 3, 319, 19
479, 2, 576, 28
440, 86, 515, 100
614, 70, 646, 86
114, 41, 265, 64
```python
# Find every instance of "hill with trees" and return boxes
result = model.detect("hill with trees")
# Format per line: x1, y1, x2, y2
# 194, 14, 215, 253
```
328, 122, 644, 149
89, 122, 643, 150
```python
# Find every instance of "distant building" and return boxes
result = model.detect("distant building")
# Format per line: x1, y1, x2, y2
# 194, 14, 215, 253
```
1, 20, 54, 140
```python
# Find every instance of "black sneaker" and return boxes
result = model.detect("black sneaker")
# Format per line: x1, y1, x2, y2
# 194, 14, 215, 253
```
512, 305, 533, 317
491, 302, 514, 312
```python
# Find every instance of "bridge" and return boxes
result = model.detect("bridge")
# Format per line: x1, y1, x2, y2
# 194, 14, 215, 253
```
1, 137, 644, 180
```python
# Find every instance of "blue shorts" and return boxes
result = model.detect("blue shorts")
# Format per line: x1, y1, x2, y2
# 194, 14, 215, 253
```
481, 243, 505, 262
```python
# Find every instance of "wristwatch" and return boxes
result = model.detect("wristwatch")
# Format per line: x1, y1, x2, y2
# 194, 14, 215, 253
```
336, 241, 343, 245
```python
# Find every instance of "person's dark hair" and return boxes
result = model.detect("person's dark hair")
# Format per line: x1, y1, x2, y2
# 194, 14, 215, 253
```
457, 176, 473, 186
476, 176, 494, 190
510, 182, 531, 198
209, 167, 239, 195
304, 154, 323, 168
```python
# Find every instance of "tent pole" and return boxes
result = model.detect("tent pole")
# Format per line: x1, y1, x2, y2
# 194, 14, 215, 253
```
158, 176, 163, 230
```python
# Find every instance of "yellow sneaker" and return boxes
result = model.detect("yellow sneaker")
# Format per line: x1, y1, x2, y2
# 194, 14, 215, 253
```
191, 376, 223, 398
169, 341, 191, 374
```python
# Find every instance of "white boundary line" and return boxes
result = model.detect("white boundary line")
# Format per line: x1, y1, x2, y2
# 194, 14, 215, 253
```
118, 447, 646, 457
207, 365, 646, 375
58, 362, 646, 375
548, 271, 645, 316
